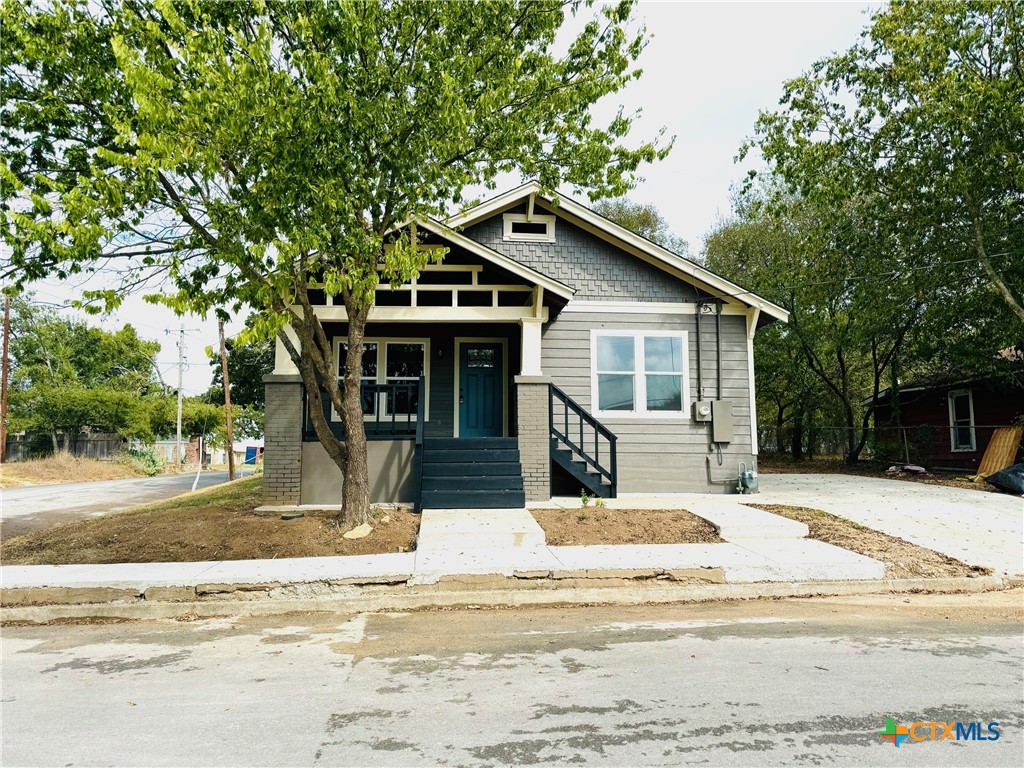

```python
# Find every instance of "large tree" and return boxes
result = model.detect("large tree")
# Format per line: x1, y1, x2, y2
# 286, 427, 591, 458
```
1, 0, 669, 524
705, 190, 930, 463
6, 295, 168, 448
591, 197, 688, 256
745, 0, 1024, 324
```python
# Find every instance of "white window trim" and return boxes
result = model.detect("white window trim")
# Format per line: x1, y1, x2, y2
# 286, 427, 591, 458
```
502, 213, 556, 243
947, 388, 976, 452
331, 337, 431, 422
590, 330, 691, 420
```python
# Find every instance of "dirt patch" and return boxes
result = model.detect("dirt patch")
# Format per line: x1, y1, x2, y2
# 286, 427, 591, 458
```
752, 504, 991, 579
531, 507, 722, 546
0, 477, 419, 565
0, 452, 151, 488
757, 456, 998, 492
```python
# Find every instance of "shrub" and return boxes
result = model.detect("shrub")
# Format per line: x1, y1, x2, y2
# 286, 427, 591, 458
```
117, 446, 164, 476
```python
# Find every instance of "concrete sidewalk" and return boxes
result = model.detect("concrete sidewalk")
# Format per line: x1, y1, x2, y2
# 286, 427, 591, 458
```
1, 504, 885, 604
541, 473, 1024, 577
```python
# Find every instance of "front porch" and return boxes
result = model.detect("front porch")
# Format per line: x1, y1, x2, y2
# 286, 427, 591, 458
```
266, 316, 619, 509
262, 229, 621, 509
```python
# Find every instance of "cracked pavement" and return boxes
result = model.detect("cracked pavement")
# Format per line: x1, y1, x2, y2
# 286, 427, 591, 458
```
2, 591, 1022, 766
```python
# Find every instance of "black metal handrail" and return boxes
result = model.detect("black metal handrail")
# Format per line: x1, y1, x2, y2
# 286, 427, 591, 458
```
549, 383, 617, 495
415, 375, 425, 513
303, 379, 422, 441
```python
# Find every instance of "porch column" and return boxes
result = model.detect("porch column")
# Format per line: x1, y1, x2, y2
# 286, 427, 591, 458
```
515, 375, 551, 502
263, 374, 303, 505
273, 325, 300, 375
520, 317, 544, 376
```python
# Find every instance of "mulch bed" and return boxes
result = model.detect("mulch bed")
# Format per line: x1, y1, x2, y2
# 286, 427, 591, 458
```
531, 507, 722, 546
752, 503, 991, 579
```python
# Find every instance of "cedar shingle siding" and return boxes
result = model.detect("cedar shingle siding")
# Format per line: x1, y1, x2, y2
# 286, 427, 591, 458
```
464, 204, 709, 303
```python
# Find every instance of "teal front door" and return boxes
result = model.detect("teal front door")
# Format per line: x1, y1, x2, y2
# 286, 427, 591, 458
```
459, 342, 503, 437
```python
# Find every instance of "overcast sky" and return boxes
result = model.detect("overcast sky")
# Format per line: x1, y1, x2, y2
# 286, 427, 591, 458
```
21, 0, 877, 396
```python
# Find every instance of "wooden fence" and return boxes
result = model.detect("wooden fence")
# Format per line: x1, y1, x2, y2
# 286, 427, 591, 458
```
3, 433, 127, 462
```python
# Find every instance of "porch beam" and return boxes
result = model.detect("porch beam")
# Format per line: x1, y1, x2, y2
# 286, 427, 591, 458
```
312, 305, 548, 323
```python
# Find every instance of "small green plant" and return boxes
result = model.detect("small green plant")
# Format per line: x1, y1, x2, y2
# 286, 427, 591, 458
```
116, 446, 164, 476
594, 497, 604, 508
580, 489, 591, 507
577, 508, 588, 521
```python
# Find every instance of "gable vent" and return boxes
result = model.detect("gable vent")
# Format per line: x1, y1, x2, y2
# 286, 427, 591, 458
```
503, 213, 556, 243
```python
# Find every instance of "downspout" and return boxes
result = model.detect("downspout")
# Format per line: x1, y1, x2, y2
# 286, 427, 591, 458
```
716, 300, 723, 401
695, 301, 704, 401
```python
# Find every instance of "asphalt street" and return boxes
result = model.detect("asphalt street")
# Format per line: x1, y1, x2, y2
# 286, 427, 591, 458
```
0, 470, 249, 539
2, 591, 1021, 766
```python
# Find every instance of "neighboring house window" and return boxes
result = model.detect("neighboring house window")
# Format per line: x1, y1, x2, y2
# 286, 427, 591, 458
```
591, 331, 689, 417
948, 388, 976, 452
335, 338, 429, 420
503, 213, 556, 243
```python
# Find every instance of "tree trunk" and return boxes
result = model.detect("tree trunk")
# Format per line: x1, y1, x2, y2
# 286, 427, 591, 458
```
775, 407, 786, 454
340, 301, 372, 526
50, 430, 58, 453
791, 412, 804, 461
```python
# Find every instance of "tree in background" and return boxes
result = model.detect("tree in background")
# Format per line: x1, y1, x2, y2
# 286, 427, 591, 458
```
591, 197, 689, 256
705, 189, 932, 463
7, 296, 163, 449
2, 0, 669, 525
746, 0, 1024, 326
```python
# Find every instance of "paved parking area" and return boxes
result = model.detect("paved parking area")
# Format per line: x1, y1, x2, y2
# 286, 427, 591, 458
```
757, 474, 1024, 576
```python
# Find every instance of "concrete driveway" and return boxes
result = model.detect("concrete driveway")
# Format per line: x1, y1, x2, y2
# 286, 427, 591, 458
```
0, 470, 251, 540
758, 474, 1024, 577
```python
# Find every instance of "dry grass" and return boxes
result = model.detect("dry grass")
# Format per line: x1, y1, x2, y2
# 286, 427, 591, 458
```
753, 503, 991, 579
0, 451, 150, 488
0, 476, 420, 565
531, 507, 722, 546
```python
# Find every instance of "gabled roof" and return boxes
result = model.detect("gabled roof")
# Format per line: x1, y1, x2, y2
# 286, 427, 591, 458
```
414, 215, 575, 300
446, 181, 790, 323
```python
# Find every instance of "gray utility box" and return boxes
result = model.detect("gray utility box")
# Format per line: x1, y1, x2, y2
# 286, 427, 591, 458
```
711, 400, 733, 443
693, 400, 713, 422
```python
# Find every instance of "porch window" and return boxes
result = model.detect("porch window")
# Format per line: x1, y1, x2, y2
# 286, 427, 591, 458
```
334, 337, 430, 421
591, 331, 689, 418
338, 341, 378, 416
948, 389, 976, 452
385, 342, 425, 416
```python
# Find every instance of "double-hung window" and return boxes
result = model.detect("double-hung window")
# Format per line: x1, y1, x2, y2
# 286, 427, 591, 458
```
948, 388, 975, 452
592, 331, 689, 418
335, 338, 429, 420
338, 341, 379, 416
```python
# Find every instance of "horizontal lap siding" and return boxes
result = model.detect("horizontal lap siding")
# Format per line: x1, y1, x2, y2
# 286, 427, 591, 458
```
543, 310, 754, 493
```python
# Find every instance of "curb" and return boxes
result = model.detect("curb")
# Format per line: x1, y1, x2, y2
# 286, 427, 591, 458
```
0, 575, 1006, 624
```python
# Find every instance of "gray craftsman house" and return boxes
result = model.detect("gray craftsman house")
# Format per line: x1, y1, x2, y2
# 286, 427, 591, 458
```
263, 182, 788, 509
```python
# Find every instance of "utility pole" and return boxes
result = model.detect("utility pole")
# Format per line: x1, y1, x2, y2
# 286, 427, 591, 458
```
1, 295, 10, 464
218, 318, 235, 481
176, 322, 184, 466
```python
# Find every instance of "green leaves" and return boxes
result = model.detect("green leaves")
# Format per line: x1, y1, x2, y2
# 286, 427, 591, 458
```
748, 0, 1024, 326
2, 0, 666, 325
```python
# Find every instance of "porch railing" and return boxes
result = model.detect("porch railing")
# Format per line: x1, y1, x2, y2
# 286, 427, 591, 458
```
549, 383, 617, 497
303, 377, 424, 441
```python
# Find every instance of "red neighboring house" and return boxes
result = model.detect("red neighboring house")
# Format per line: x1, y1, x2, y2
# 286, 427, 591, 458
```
872, 371, 1024, 472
